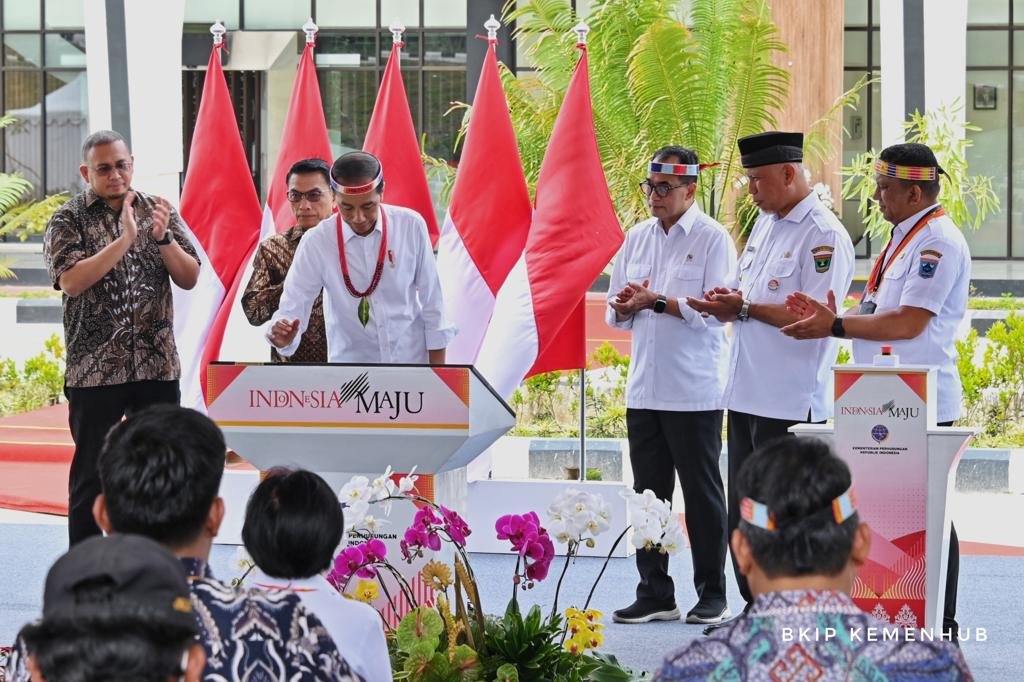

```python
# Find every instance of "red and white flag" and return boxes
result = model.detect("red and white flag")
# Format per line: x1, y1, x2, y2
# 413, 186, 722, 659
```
173, 40, 262, 410
475, 44, 622, 399
436, 38, 531, 363
213, 40, 334, 369
363, 38, 440, 246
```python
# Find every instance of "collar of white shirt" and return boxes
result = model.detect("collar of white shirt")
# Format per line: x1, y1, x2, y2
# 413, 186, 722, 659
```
659, 202, 702, 236
891, 202, 941, 242
773, 190, 817, 225
340, 213, 385, 244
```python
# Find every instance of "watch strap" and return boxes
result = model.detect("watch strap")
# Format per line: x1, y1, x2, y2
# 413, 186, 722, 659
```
154, 231, 173, 246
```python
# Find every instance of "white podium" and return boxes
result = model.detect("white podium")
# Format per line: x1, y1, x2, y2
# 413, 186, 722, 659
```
792, 361, 974, 632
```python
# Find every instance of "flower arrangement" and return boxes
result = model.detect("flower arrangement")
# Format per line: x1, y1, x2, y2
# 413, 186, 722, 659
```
236, 468, 680, 680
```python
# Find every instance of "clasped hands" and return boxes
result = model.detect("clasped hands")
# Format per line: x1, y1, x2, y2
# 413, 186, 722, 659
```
608, 279, 657, 317
680, 288, 840, 335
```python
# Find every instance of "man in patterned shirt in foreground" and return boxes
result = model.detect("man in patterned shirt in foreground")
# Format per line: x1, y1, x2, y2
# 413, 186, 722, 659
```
5, 405, 362, 681
44, 129, 200, 546
242, 158, 333, 363
655, 437, 971, 681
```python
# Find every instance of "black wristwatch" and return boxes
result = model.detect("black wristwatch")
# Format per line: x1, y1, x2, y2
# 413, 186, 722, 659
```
652, 295, 668, 314
831, 316, 846, 338
154, 231, 173, 246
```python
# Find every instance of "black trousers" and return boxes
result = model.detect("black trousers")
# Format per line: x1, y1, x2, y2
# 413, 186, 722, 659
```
626, 408, 728, 608
65, 380, 180, 546
726, 410, 803, 605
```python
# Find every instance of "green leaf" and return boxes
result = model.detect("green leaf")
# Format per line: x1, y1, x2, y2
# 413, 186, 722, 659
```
494, 663, 520, 682
358, 296, 370, 327
396, 607, 445, 653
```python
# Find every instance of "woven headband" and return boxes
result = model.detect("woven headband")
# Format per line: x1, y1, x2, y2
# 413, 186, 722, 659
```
648, 161, 720, 176
874, 159, 939, 181
330, 168, 384, 195
741, 486, 857, 532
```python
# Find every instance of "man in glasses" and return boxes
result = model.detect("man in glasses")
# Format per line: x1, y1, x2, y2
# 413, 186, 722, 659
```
686, 131, 855, 629
242, 158, 334, 363
43, 129, 200, 546
605, 146, 736, 627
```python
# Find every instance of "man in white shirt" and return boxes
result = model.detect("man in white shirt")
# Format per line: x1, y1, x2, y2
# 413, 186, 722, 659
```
779, 142, 970, 639
269, 151, 455, 363
606, 147, 736, 626
687, 131, 855, 624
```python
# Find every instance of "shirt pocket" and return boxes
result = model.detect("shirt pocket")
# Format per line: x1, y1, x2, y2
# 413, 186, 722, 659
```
736, 252, 755, 286
626, 262, 652, 282
666, 261, 705, 298
763, 257, 797, 297
878, 253, 911, 307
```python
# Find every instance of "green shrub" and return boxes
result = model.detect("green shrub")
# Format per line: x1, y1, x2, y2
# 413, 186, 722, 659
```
0, 334, 65, 416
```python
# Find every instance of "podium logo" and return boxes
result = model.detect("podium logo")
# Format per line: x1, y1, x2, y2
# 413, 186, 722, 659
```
871, 424, 889, 442
840, 398, 920, 421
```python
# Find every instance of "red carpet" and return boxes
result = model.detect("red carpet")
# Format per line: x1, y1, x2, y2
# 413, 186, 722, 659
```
0, 403, 73, 515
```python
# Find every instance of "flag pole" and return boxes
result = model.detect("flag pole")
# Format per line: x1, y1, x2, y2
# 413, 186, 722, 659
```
302, 17, 318, 45
572, 20, 591, 484
210, 19, 225, 45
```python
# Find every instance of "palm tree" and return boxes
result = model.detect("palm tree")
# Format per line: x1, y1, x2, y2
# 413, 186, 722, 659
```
502, 0, 789, 230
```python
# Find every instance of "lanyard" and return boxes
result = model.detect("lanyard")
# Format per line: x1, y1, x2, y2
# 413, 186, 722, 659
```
866, 206, 944, 295
336, 207, 388, 298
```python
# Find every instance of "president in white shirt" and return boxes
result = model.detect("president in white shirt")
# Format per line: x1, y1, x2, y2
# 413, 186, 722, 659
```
269, 151, 455, 363
606, 147, 736, 627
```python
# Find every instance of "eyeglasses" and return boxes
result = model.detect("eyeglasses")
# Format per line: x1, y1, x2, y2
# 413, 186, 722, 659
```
287, 189, 327, 203
640, 179, 690, 197
91, 160, 133, 177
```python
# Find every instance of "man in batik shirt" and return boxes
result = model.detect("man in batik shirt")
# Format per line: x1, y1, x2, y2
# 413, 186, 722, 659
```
655, 437, 971, 681
242, 158, 333, 363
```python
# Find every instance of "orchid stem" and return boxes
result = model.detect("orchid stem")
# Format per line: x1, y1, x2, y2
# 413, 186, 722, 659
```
549, 541, 575, 622
582, 527, 629, 612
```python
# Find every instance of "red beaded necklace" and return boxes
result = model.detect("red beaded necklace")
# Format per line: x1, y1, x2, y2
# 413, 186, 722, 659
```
336, 207, 388, 326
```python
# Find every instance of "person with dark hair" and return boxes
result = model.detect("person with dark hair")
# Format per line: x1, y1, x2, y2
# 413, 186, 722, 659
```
61, 404, 357, 681
655, 437, 971, 680
45, 129, 201, 545
6, 534, 206, 682
242, 468, 391, 682
268, 150, 455, 363
605, 147, 735, 626
686, 131, 855, 628
780, 141, 971, 638
242, 158, 334, 363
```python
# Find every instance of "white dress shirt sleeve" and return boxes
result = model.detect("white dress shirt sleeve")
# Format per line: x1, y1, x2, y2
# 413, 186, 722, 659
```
676, 227, 738, 329
799, 226, 855, 304
272, 229, 326, 358
411, 216, 457, 351
897, 233, 960, 315
604, 234, 634, 330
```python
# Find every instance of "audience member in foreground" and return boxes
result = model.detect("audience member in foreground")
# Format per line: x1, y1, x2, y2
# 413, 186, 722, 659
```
242, 467, 392, 682
655, 437, 972, 681
1, 405, 362, 682
13, 534, 205, 682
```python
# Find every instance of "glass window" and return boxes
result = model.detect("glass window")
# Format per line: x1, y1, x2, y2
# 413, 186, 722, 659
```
967, 29, 1009, 66
316, 33, 378, 67
869, 29, 879, 65
424, 0, 466, 27
44, 32, 85, 68
317, 0, 374, 28
845, 0, 868, 26
1014, 29, 1024, 64
1012, 73, 1024, 256
44, 0, 85, 29
424, 32, 466, 66
1017, 0, 1024, 23
422, 70, 465, 158
381, 0, 419, 28
4, 70, 43, 194
964, 71, 1008, 257
243, 0, 309, 30
841, 70, 870, 253
44, 70, 87, 195
402, 68, 420, 130
968, 0, 1009, 24
869, 73, 881, 149
380, 30, 419, 65
184, 0, 239, 27
4, 34, 42, 68
576, 0, 596, 20
844, 30, 867, 67
3, 0, 39, 30
320, 69, 377, 155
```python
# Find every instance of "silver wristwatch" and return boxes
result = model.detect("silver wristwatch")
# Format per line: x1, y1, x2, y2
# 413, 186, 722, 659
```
737, 298, 751, 322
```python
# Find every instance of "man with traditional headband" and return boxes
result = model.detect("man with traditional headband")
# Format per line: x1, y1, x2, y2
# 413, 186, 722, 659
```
268, 151, 455, 363
655, 437, 971, 679
686, 131, 855, 627
606, 146, 735, 626
779, 142, 970, 638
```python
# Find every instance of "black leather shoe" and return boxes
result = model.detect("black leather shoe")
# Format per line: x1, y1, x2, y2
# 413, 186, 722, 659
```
686, 601, 731, 624
612, 599, 681, 624
702, 601, 750, 634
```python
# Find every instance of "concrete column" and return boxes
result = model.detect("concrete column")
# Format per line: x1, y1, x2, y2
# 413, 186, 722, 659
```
880, 0, 968, 146
83, 0, 185, 204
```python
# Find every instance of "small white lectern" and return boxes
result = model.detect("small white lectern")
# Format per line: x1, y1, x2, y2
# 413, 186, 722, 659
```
792, 358, 974, 632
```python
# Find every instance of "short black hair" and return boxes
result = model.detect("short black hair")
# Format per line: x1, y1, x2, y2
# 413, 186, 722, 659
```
19, 587, 195, 682
331, 151, 385, 194
242, 467, 344, 579
99, 405, 225, 548
878, 142, 942, 199
82, 130, 128, 162
737, 437, 858, 578
651, 145, 698, 182
286, 158, 331, 188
